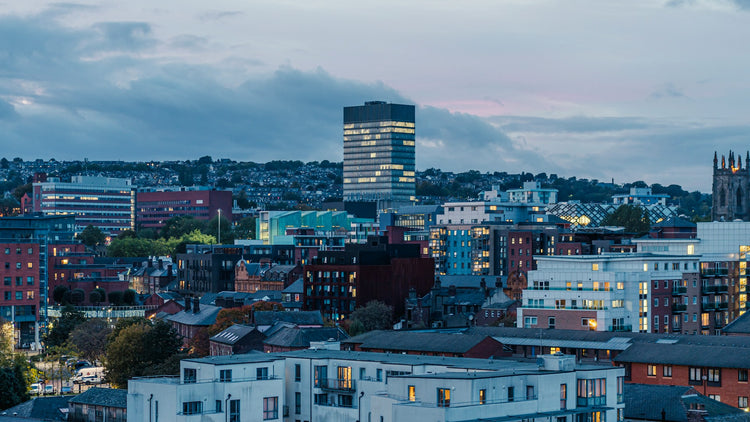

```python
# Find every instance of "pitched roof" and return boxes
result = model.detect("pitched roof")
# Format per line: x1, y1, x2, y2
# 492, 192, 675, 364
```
255, 311, 323, 326
166, 304, 222, 326
282, 278, 304, 294
624, 384, 749, 422
264, 326, 349, 348
722, 311, 750, 335
614, 342, 750, 368
0, 396, 69, 420
651, 216, 696, 228
209, 324, 261, 345
68, 387, 127, 408
344, 330, 497, 354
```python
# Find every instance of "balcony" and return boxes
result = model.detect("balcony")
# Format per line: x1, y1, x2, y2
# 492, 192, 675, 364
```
672, 287, 687, 295
672, 304, 687, 313
702, 285, 729, 294
701, 268, 729, 277
318, 378, 356, 392
702, 302, 729, 311
606, 325, 633, 332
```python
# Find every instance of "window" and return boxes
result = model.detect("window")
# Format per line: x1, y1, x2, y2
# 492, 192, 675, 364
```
215, 400, 222, 413
663, 365, 672, 377
707, 368, 720, 383
263, 397, 278, 420
26, 291, 33, 300
257, 367, 269, 380
338, 366, 352, 389
648, 365, 657, 376
314, 393, 328, 405
220, 369, 232, 382
295, 392, 301, 414
27, 262, 32, 269
654, 298, 659, 307
338, 395, 353, 408
437, 388, 451, 407
524, 316, 537, 328
689, 367, 702, 382
560, 384, 567, 409
15, 277, 21, 286
3, 292, 9, 301
408, 385, 416, 402
295, 364, 301, 382
26, 276, 33, 285
577, 378, 606, 406
479, 389, 486, 404
3, 277, 9, 285
739, 396, 748, 409
183, 368, 196, 383
508, 386, 515, 402
739, 369, 748, 382
182, 401, 202, 415
376, 369, 383, 382
527, 385, 535, 400
229, 399, 240, 422
617, 376, 624, 403
15, 292, 22, 300
314, 365, 327, 387
27, 248, 32, 254
15, 263, 20, 269
654, 316, 659, 327
549, 317, 556, 329
709, 394, 721, 402
3, 248, 8, 254
359, 368, 366, 380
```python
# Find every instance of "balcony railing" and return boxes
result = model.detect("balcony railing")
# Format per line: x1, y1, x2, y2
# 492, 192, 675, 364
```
702, 285, 729, 294
606, 325, 633, 332
701, 302, 729, 311
701, 269, 729, 276
672, 304, 687, 313
318, 378, 356, 392
672, 287, 687, 295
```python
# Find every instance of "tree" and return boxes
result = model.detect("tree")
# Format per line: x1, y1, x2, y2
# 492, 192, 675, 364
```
348, 300, 393, 335
601, 204, 651, 233
89, 290, 102, 305
117, 229, 137, 239
203, 215, 234, 244
234, 217, 256, 240
11, 183, 31, 203
187, 327, 210, 357
0, 357, 29, 410
122, 289, 137, 306
52, 285, 70, 305
104, 320, 182, 388
107, 291, 124, 306
68, 318, 112, 362
44, 305, 85, 349
160, 216, 204, 239
77, 225, 106, 248
70, 288, 85, 305
209, 305, 254, 336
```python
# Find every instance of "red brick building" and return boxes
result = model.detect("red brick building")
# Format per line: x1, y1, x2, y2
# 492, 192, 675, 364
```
136, 189, 232, 230
614, 339, 750, 409
303, 236, 434, 321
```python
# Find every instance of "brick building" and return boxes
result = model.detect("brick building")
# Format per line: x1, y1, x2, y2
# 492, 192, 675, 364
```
136, 189, 232, 230
303, 236, 434, 321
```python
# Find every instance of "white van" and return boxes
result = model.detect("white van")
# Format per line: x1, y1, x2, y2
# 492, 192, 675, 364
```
72, 367, 105, 385
30, 383, 42, 394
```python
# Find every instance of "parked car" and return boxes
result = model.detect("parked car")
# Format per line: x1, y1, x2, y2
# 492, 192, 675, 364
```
72, 367, 104, 385
43, 385, 55, 395
73, 360, 91, 371
30, 383, 42, 394
60, 386, 73, 394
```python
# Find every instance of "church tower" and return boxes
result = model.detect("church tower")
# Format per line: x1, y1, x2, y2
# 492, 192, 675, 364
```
712, 150, 750, 221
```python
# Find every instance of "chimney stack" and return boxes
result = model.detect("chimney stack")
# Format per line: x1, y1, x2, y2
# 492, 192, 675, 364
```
193, 297, 200, 313
184, 296, 191, 312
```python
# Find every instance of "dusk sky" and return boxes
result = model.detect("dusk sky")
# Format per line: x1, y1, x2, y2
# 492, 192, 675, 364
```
2, 1, 750, 192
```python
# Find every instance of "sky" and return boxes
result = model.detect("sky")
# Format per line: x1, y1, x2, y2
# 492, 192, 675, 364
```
2, 1, 750, 192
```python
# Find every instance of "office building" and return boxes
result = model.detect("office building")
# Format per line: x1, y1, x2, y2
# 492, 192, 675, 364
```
343, 101, 416, 203
136, 188, 232, 231
31, 175, 135, 234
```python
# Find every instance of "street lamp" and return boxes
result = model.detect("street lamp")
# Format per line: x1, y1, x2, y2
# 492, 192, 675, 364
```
217, 209, 222, 245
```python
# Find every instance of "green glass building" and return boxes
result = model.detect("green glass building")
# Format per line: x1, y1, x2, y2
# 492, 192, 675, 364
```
343, 101, 416, 203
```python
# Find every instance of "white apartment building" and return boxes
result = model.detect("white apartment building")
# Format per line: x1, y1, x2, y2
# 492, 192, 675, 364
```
507, 181, 558, 205
128, 349, 624, 422
518, 253, 700, 333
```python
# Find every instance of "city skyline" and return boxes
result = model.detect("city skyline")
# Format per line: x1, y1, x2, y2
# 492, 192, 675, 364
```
2, 1, 750, 192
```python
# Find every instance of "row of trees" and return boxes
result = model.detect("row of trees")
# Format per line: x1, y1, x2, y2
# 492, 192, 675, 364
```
51, 286, 138, 307
43, 307, 184, 388
0, 319, 33, 410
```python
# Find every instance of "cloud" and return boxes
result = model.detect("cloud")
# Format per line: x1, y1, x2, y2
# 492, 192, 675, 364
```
0, 98, 16, 120
91, 22, 155, 52
490, 116, 657, 134
649, 82, 687, 100
198, 10, 244, 22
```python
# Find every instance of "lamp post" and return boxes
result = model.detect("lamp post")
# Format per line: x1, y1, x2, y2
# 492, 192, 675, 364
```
357, 391, 365, 422
217, 209, 222, 245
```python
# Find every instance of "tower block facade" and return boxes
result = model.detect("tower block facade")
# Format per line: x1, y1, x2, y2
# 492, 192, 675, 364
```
712, 150, 750, 221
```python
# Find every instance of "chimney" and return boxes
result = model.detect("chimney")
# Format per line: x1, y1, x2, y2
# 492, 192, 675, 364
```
448, 285, 457, 296
193, 297, 200, 313
184, 296, 191, 312
157, 259, 163, 269
495, 277, 502, 289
